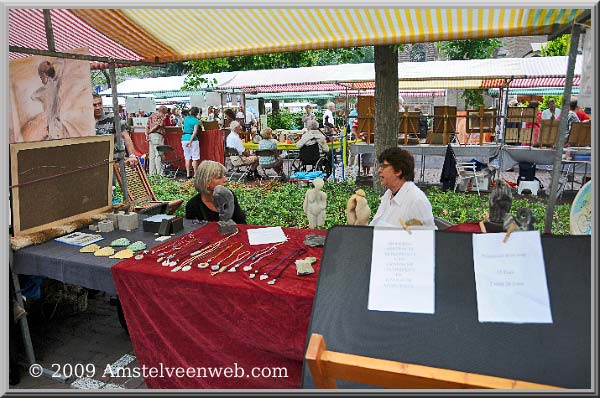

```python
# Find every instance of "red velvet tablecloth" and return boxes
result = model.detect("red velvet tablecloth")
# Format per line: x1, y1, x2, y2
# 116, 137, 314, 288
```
111, 223, 325, 389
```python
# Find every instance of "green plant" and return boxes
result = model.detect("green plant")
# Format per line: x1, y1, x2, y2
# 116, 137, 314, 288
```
540, 95, 563, 111
461, 89, 485, 109
142, 179, 572, 235
540, 34, 570, 57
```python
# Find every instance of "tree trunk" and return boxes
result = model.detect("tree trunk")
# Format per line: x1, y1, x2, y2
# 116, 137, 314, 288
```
272, 100, 280, 115
102, 70, 110, 88
258, 98, 265, 115
373, 45, 399, 193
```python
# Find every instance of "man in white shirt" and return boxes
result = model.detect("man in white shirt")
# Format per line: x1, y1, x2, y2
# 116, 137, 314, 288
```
370, 147, 435, 228
226, 121, 259, 179
236, 105, 256, 128
322, 102, 336, 133
541, 99, 558, 120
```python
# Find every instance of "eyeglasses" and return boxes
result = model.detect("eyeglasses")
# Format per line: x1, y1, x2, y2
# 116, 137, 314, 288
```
379, 163, 393, 169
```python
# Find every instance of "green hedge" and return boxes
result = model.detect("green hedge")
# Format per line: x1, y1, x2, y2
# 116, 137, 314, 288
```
115, 177, 571, 235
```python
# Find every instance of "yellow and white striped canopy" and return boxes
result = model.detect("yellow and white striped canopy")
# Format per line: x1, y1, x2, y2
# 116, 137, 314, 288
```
72, 8, 587, 63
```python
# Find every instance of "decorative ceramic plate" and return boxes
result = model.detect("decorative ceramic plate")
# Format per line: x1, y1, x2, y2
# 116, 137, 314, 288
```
570, 180, 592, 235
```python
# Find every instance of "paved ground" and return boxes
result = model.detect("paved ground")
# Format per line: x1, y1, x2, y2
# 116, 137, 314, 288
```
10, 158, 588, 391
11, 293, 146, 390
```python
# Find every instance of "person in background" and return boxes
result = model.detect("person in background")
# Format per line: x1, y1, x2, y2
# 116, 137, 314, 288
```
206, 106, 214, 121
258, 127, 287, 181
185, 160, 247, 223
296, 119, 329, 155
370, 147, 435, 228
164, 108, 175, 127
93, 94, 138, 166
182, 106, 202, 179
541, 99, 558, 120
302, 104, 316, 129
145, 106, 168, 176
322, 102, 336, 134
212, 107, 222, 126
171, 108, 182, 126
237, 105, 257, 131
348, 102, 358, 132
570, 98, 590, 122
226, 121, 260, 180
398, 96, 406, 112
224, 108, 236, 128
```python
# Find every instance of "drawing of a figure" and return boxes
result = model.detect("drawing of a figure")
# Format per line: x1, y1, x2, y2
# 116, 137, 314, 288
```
31, 59, 67, 140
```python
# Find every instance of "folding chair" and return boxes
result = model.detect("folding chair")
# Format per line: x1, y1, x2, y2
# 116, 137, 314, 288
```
156, 145, 181, 179
255, 149, 285, 180
455, 161, 485, 195
113, 163, 184, 215
225, 147, 251, 182
305, 334, 559, 389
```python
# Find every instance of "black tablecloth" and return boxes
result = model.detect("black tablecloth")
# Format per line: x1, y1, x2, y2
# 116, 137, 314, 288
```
12, 217, 198, 294
303, 226, 591, 389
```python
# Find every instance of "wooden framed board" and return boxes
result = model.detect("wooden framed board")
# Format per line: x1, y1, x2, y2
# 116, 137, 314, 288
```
10, 135, 114, 235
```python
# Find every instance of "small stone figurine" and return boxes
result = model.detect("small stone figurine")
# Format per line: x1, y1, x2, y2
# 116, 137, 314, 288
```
346, 189, 371, 226
303, 178, 327, 229
486, 179, 513, 233
213, 185, 238, 235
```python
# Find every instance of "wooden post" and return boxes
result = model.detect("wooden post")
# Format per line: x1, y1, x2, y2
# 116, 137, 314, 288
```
109, 61, 129, 202
544, 23, 581, 234
442, 109, 449, 145
305, 334, 337, 388
479, 105, 485, 145
43, 9, 56, 52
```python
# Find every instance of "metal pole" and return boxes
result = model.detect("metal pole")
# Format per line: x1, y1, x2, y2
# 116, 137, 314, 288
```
42, 9, 56, 52
544, 23, 581, 234
9, 45, 158, 67
109, 61, 130, 203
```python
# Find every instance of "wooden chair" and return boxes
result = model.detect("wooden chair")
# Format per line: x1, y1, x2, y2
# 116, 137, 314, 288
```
568, 122, 591, 147
113, 163, 183, 215
466, 106, 497, 145
255, 149, 285, 180
539, 118, 559, 148
305, 333, 560, 389
433, 106, 457, 145
398, 111, 421, 145
224, 147, 251, 182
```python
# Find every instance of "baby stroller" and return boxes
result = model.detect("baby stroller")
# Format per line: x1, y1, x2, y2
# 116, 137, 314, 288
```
290, 142, 332, 179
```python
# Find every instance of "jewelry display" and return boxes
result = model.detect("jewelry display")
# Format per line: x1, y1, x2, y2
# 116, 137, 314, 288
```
80, 244, 101, 253
249, 248, 306, 280
207, 243, 244, 271
210, 250, 251, 276
94, 246, 115, 257
110, 249, 134, 259
240, 243, 284, 272
189, 231, 238, 257
267, 248, 308, 285
110, 238, 131, 247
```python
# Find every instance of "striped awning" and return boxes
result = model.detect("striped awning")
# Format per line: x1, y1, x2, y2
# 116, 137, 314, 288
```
243, 83, 348, 94
8, 9, 142, 68
481, 76, 581, 88
66, 8, 586, 63
487, 87, 581, 96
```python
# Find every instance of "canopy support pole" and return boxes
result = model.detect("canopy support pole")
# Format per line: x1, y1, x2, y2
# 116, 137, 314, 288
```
109, 61, 129, 203
43, 9, 56, 52
544, 23, 582, 234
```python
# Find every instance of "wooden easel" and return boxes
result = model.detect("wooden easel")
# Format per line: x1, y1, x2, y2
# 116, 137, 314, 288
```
399, 110, 421, 145
568, 122, 591, 147
356, 96, 375, 144
306, 333, 560, 389
504, 107, 536, 145
433, 106, 457, 145
466, 106, 497, 145
539, 117, 559, 148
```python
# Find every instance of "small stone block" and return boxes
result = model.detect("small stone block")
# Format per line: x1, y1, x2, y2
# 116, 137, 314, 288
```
118, 212, 138, 231
217, 220, 238, 235
97, 220, 114, 233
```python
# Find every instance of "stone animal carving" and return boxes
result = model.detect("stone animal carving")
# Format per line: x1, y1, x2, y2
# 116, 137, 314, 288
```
489, 179, 512, 224
303, 178, 327, 229
213, 185, 237, 234
346, 189, 371, 226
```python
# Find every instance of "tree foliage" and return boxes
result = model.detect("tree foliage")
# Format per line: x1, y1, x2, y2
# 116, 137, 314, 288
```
183, 47, 375, 90
540, 34, 570, 56
436, 39, 503, 108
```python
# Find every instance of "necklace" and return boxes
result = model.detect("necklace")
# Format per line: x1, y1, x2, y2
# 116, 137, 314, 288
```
267, 248, 307, 285
239, 243, 284, 272
197, 242, 244, 270
189, 231, 238, 258
249, 248, 306, 280
210, 250, 251, 276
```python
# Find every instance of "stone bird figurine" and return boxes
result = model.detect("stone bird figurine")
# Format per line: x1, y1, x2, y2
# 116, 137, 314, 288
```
346, 189, 371, 226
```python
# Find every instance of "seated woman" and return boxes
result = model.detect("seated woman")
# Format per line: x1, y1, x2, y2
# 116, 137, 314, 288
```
369, 147, 435, 229
296, 119, 329, 154
185, 160, 247, 223
257, 127, 287, 180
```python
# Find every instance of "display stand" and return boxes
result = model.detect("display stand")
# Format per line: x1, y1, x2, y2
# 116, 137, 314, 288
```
302, 226, 591, 389
399, 110, 420, 145
568, 122, 591, 147
432, 106, 457, 145
356, 96, 375, 144
539, 118, 560, 148
466, 106, 497, 145
504, 107, 536, 145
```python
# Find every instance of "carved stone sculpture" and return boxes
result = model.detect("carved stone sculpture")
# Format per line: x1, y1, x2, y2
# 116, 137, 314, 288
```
346, 189, 371, 225
486, 179, 513, 232
303, 178, 327, 229
213, 185, 238, 235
